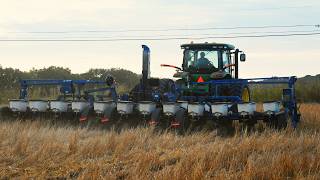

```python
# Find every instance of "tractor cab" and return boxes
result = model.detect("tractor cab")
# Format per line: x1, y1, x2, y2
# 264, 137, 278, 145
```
181, 42, 245, 80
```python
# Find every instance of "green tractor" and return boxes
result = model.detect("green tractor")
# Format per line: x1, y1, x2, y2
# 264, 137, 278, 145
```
157, 42, 252, 133
162, 42, 250, 103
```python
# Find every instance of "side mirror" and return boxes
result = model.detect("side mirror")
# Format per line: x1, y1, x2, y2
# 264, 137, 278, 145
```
240, 53, 246, 62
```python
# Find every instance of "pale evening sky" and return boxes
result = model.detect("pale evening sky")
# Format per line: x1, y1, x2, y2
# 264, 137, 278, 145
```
0, 0, 319, 78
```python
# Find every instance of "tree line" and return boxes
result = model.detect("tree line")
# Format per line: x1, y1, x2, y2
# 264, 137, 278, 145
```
0, 66, 140, 103
250, 75, 320, 102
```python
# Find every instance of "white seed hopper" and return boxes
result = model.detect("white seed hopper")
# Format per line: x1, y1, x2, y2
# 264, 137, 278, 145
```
71, 101, 90, 113
163, 102, 180, 116
94, 101, 116, 114
211, 103, 229, 117
29, 100, 48, 112
50, 100, 69, 112
9, 99, 28, 112
188, 102, 205, 116
137, 101, 156, 115
263, 101, 281, 114
117, 101, 134, 115
237, 102, 256, 116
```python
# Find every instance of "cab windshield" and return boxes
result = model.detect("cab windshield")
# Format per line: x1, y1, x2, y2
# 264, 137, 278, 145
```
183, 49, 230, 73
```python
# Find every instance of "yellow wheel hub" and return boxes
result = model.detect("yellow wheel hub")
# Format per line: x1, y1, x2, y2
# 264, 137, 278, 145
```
242, 88, 250, 102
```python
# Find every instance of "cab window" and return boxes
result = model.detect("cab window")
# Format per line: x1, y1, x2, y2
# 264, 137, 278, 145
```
184, 50, 219, 73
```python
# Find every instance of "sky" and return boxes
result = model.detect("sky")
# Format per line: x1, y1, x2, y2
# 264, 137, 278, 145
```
0, 0, 319, 78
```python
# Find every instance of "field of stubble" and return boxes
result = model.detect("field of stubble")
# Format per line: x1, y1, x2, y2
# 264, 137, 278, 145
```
0, 104, 320, 179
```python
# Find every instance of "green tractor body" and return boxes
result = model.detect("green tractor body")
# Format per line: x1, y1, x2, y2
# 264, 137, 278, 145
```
171, 42, 247, 100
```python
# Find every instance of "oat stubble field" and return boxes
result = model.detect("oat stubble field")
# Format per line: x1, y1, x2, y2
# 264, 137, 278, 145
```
0, 104, 319, 179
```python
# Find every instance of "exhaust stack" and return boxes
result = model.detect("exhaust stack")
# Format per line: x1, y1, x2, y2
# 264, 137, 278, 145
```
142, 45, 150, 84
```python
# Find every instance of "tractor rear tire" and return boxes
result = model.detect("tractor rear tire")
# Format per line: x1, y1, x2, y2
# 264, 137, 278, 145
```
228, 84, 251, 102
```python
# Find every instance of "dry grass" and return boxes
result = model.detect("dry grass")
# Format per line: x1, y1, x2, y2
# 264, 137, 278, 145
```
0, 104, 320, 179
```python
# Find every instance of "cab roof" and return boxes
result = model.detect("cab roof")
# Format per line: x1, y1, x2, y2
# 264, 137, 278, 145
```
181, 42, 235, 50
